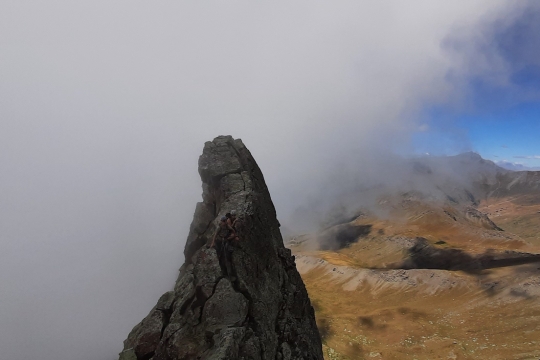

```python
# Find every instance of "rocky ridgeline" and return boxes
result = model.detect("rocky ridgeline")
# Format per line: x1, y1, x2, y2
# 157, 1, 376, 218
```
119, 136, 323, 360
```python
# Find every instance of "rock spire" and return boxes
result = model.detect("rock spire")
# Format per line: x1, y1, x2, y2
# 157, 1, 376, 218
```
119, 136, 323, 360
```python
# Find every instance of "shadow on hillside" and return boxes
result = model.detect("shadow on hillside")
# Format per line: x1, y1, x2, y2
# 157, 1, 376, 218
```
317, 318, 333, 341
401, 237, 540, 273
343, 342, 365, 358
481, 263, 540, 299
318, 224, 372, 250
357, 316, 388, 331
397, 307, 428, 320
357, 307, 427, 333
392, 238, 540, 298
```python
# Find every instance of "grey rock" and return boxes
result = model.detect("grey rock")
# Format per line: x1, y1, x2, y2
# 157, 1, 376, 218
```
193, 248, 222, 299
206, 327, 246, 360
122, 291, 175, 359
119, 135, 323, 360
119, 349, 137, 360
203, 278, 248, 327
464, 207, 503, 231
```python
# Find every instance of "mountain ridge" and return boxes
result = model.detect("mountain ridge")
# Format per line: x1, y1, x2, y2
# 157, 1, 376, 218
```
287, 152, 540, 359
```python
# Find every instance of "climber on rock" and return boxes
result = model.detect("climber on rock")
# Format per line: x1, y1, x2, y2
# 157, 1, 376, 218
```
208, 216, 236, 277
209, 216, 235, 249
226, 210, 241, 241
226, 211, 236, 228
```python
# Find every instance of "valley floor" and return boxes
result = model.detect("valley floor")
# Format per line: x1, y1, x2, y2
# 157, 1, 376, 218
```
291, 195, 540, 359
298, 255, 540, 360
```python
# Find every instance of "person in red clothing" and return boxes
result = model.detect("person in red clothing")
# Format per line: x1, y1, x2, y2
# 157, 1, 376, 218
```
209, 216, 236, 277
226, 210, 241, 242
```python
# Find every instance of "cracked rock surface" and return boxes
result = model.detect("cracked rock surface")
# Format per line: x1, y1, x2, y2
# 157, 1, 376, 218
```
119, 136, 323, 360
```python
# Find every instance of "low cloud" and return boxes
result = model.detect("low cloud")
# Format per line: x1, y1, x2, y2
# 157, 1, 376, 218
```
496, 160, 540, 171
2, 1, 540, 360
514, 155, 540, 159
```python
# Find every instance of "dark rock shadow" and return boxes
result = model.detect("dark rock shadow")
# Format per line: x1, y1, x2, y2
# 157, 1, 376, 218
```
402, 238, 540, 273
357, 316, 388, 331
509, 288, 536, 300
402, 238, 481, 271
318, 224, 372, 250
343, 342, 365, 358
317, 318, 333, 341
394, 238, 540, 298
397, 307, 428, 321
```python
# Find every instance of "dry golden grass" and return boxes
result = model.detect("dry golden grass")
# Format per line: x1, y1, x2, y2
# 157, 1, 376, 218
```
302, 264, 540, 359
291, 196, 540, 359
479, 195, 540, 246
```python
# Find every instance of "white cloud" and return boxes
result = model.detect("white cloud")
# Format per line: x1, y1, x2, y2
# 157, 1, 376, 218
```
496, 160, 540, 171
514, 155, 540, 159
0, 1, 535, 359
418, 124, 430, 132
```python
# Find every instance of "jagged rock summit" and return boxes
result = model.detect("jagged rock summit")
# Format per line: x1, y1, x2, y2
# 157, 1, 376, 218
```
119, 136, 323, 360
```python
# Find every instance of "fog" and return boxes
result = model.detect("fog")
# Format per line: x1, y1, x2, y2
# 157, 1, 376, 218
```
1, 1, 538, 359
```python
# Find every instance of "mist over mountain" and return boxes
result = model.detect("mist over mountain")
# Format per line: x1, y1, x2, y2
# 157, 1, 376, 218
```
3, 2, 540, 360
496, 160, 540, 171
286, 152, 540, 235
289, 154, 540, 359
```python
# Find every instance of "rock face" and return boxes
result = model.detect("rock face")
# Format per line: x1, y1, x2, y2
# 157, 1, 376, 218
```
464, 207, 503, 231
119, 136, 323, 360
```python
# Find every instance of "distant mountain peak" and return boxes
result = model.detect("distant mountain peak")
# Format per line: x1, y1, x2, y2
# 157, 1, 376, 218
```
456, 151, 483, 160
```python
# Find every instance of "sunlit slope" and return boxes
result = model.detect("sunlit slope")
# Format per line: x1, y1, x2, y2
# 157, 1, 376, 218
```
289, 193, 540, 359
287, 155, 540, 359
292, 197, 536, 271
479, 194, 540, 246
299, 257, 540, 360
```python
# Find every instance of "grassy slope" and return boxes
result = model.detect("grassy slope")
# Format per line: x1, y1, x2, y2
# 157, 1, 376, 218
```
479, 195, 540, 246
292, 197, 540, 359
303, 264, 540, 360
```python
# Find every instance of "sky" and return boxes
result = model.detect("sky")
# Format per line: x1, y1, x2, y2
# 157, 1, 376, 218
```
413, 5, 540, 167
459, 104, 540, 170
1, 1, 540, 360
414, 102, 540, 169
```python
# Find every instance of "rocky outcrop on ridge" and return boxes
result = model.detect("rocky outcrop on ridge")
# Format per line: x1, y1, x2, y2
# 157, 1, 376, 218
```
119, 136, 323, 360
464, 207, 503, 231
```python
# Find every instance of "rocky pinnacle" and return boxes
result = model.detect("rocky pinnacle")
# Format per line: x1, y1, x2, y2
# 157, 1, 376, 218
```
119, 136, 323, 360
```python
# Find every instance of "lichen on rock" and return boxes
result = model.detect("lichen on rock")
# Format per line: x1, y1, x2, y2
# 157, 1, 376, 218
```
119, 136, 323, 360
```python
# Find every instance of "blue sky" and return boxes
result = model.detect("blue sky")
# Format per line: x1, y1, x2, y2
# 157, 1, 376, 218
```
415, 102, 540, 169
414, 5, 540, 170
459, 103, 540, 168
3, 3, 540, 360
